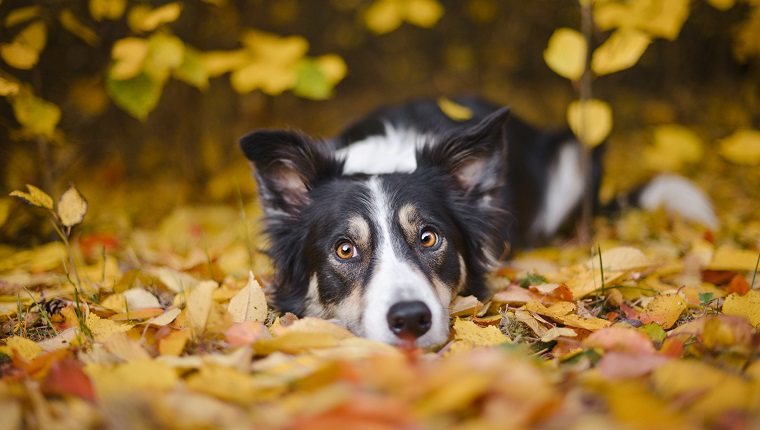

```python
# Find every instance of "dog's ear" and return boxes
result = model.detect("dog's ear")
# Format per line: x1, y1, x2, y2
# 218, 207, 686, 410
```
240, 130, 340, 214
418, 107, 510, 195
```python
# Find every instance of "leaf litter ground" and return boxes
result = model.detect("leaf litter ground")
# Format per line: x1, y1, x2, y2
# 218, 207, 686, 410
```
1, 160, 759, 429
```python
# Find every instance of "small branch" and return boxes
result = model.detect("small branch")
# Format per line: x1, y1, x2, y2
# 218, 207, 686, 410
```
577, 0, 595, 245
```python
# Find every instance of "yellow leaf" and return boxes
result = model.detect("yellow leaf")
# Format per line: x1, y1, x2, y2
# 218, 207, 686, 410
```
201, 50, 249, 77
10, 184, 54, 210
186, 364, 258, 403
364, 0, 403, 34
10, 91, 61, 137
448, 294, 482, 317
240, 30, 309, 64
437, 97, 474, 122
147, 32, 185, 75
584, 246, 651, 271
253, 331, 338, 355
4, 6, 41, 27
315, 54, 347, 84
603, 381, 686, 428
57, 185, 88, 228
18, 21, 47, 52
639, 294, 687, 329
147, 308, 182, 327
185, 280, 218, 336
723, 291, 760, 327
0, 198, 10, 228
129, 2, 183, 33
706, 0, 734, 9
591, 28, 651, 76
0, 77, 20, 96
652, 360, 756, 419
0, 42, 38, 70
231, 61, 295, 95
89, 0, 126, 21
275, 317, 355, 340
707, 246, 760, 271
227, 271, 268, 323
567, 98, 613, 147
110, 37, 149, 80
718, 129, 760, 166
540, 326, 577, 343
643, 124, 704, 171
86, 313, 131, 340
101, 332, 151, 361
544, 28, 587, 81
0, 336, 42, 361
405, 0, 445, 28
453, 318, 510, 346
86, 359, 178, 398
594, 0, 689, 41
59, 10, 100, 46
158, 329, 190, 356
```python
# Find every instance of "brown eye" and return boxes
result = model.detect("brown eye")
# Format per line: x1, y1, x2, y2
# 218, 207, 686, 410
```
419, 228, 439, 248
335, 240, 357, 259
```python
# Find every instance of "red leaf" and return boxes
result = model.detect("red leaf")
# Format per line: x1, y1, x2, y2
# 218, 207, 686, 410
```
42, 357, 96, 402
725, 274, 750, 296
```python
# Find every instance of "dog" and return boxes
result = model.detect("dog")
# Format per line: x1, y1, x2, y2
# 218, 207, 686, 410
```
240, 97, 717, 347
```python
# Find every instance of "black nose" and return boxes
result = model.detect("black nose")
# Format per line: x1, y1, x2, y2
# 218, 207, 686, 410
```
387, 301, 432, 339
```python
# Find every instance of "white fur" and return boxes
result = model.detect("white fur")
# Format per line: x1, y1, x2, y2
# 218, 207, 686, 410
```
337, 125, 431, 175
532, 142, 585, 237
638, 174, 719, 230
361, 177, 449, 347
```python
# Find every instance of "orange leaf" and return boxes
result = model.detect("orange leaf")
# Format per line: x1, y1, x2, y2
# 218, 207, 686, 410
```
725, 274, 750, 295
41, 357, 95, 402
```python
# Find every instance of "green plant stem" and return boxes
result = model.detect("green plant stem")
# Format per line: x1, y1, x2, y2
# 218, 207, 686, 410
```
598, 244, 605, 296
751, 252, 759, 289
24, 288, 59, 336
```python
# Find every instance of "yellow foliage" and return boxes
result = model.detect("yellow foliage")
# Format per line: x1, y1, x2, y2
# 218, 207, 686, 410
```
227, 271, 268, 323
128, 2, 183, 33
643, 124, 704, 172
9, 184, 54, 210
594, 0, 690, 40
437, 97, 474, 121
110, 38, 150, 80
718, 128, 760, 166
639, 294, 687, 329
543, 27, 587, 81
4, 6, 41, 28
231, 30, 309, 95
567, 99, 613, 147
364, 0, 444, 34
723, 291, 760, 327
0, 336, 42, 361
59, 9, 100, 46
57, 185, 88, 228
89, 0, 127, 21
591, 28, 651, 76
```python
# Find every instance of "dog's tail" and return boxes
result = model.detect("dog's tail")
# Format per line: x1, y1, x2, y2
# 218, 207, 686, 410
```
613, 174, 719, 230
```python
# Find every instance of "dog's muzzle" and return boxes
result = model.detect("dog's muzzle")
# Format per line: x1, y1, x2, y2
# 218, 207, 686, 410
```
386, 300, 432, 340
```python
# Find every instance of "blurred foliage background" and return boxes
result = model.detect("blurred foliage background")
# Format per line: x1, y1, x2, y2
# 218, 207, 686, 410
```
1, 0, 759, 243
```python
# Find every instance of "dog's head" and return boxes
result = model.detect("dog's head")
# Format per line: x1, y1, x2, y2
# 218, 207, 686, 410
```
240, 108, 510, 347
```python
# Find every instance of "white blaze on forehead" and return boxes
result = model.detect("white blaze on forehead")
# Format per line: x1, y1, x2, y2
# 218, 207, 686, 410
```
337, 125, 432, 175
361, 177, 449, 347
531, 141, 585, 237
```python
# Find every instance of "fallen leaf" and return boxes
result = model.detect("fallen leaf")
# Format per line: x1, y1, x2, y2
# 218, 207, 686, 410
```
597, 351, 670, 379
42, 357, 96, 402
584, 326, 656, 354
449, 295, 483, 317
639, 294, 687, 329
540, 326, 577, 343
452, 318, 510, 347
101, 332, 150, 362
0, 336, 42, 361
227, 271, 267, 323
722, 290, 760, 327
185, 280, 218, 336
701, 314, 754, 348
707, 246, 760, 271
224, 320, 271, 347
725, 273, 750, 295
157, 329, 190, 356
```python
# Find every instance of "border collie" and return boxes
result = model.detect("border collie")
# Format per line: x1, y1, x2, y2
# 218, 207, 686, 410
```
240, 97, 717, 347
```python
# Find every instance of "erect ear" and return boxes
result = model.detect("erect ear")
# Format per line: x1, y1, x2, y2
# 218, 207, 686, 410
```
418, 107, 510, 195
240, 130, 340, 214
